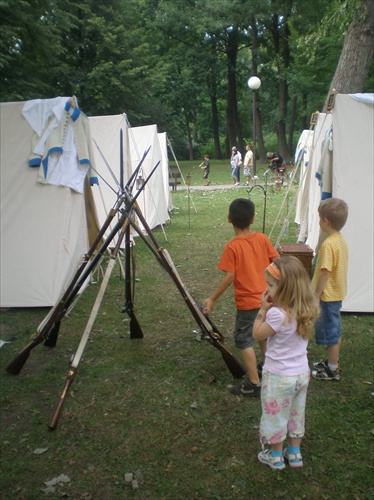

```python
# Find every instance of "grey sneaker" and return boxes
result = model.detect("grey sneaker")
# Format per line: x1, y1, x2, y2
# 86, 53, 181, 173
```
228, 379, 261, 397
258, 449, 285, 470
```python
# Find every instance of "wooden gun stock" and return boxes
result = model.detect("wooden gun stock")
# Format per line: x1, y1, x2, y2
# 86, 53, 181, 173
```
196, 305, 246, 379
48, 367, 77, 430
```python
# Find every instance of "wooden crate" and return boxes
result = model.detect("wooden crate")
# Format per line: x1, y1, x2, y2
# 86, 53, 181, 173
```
276, 243, 314, 277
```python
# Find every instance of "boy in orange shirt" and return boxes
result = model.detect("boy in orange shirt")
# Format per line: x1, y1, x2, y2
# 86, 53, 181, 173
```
202, 198, 279, 396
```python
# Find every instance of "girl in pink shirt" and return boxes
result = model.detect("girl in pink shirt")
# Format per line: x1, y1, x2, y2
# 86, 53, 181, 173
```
253, 256, 320, 470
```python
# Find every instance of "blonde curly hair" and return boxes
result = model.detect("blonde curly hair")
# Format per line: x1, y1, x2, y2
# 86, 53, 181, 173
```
265, 256, 320, 339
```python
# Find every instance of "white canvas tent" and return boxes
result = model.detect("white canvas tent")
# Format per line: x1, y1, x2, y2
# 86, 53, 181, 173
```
0, 99, 100, 307
296, 93, 374, 312
128, 124, 171, 231
158, 131, 173, 214
89, 116, 171, 239
294, 128, 314, 228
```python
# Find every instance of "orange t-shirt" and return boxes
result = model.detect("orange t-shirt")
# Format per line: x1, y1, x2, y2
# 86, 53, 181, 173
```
218, 232, 279, 310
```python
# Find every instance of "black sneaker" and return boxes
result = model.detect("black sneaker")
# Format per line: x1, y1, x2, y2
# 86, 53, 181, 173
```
313, 359, 341, 372
228, 379, 261, 397
312, 364, 341, 381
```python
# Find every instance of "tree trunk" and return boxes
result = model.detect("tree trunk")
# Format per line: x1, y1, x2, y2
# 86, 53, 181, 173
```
256, 107, 267, 163
211, 93, 222, 159
288, 95, 297, 158
277, 79, 290, 158
235, 105, 244, 156
184, 111, 194, 160
226, 30, 239, 149
301, 92, 308, 131
207, 41, 222, 159
271, 10, 292, 159
324, 0, 374, 108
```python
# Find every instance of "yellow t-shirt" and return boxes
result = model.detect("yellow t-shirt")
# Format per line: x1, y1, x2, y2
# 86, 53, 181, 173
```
312, 232, 348, 301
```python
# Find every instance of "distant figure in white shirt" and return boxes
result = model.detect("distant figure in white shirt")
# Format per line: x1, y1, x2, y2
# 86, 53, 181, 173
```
243, 144, 253, 185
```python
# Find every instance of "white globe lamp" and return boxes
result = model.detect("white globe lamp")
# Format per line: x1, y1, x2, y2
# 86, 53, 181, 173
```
248, 76, 261, 90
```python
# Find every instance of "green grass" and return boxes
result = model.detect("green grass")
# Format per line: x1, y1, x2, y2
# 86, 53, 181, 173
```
1, 175, 373, 499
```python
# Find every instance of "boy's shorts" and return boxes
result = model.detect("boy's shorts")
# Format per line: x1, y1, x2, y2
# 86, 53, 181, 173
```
234, 309, 259, 350
314, 300, 342, 346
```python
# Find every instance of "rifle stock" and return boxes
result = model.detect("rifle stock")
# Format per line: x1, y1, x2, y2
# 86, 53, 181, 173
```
122, 224, 143, 339
48, 367, 77, 430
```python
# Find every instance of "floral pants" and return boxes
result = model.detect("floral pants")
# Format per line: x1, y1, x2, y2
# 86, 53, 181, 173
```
259, 370, 310, 445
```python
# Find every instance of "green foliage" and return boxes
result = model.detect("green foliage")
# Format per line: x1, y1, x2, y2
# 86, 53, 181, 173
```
262, 132, 279, 154
0, 0, 373, 158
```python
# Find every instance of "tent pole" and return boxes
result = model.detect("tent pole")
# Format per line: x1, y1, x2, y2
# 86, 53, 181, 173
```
167, 136, 198, 214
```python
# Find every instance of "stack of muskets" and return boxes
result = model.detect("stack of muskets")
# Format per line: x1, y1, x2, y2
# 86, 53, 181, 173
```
5, 133, 245, 429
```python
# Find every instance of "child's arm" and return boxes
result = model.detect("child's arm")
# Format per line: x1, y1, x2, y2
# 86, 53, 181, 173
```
202, 271, 234, 315
253, 292, 276, 341
314, 268, 330, 299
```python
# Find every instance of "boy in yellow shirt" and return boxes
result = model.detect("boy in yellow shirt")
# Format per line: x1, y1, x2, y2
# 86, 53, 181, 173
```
311, 198, 348, 381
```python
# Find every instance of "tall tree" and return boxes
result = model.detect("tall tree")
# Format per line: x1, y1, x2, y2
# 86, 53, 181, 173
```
325, 0, 374, 100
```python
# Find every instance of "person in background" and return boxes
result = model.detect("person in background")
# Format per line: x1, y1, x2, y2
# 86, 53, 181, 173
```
244, 144, 253, 186
199, 154, 211, 186
267, 152, 284, 175
311, 198, 349, 381
253, 256, 320, 470
230, 146, 241, 186
202, 198, 279, 397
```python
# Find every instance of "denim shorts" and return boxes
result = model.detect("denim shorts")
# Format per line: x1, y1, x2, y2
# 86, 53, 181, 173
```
233, 309, 259, 350
314, 300, 342, 346
232, 166, 240, 179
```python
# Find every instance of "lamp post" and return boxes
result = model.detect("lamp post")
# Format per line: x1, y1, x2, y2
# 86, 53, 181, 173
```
247, 76, 261, 179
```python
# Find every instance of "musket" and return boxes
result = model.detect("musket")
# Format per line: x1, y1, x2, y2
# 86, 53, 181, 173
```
130, 204, 246, 378
119, 128, 143, 338
48, 220, 130, 430
121, 223, 143, 338
40, 145, 151, 347
5, 159, 159, 375
5, 195, 121, 375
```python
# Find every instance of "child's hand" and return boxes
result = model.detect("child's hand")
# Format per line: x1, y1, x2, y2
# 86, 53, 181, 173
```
201, 298, 214, 315
260, 291, 274, 310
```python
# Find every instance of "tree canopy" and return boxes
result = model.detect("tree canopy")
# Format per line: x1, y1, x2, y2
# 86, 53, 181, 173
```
1, 0, 373, 160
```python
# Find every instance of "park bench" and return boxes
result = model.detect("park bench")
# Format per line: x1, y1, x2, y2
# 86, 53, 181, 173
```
169, 172, 181, 191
